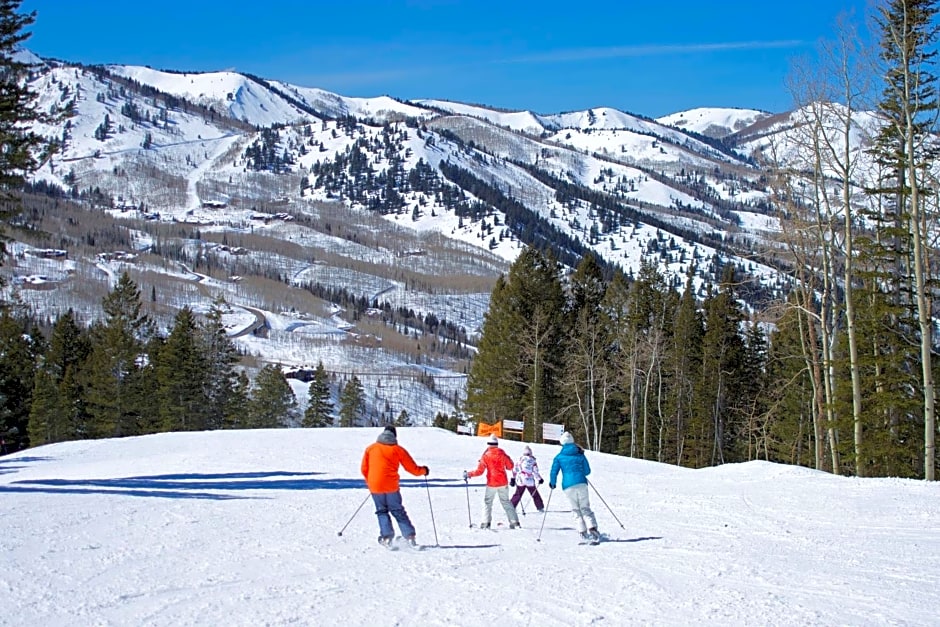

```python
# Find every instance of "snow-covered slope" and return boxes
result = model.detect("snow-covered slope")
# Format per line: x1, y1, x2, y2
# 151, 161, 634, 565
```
15, 52, 809, 411
415, 99, 551, 135
109, 66, 311, 126
3, 428, 939, 625
109, 66, 435, 126
657, 107, 772, 138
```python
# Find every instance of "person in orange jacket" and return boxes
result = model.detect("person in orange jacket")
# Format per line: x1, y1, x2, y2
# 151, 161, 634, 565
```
463, 435, 520, 529
361, 425, 429, 547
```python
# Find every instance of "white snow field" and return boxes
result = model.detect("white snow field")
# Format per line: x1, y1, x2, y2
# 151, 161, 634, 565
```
2, 428, 939, 626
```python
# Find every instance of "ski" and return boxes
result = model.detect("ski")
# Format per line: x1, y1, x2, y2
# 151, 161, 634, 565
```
393, 536, 426, 551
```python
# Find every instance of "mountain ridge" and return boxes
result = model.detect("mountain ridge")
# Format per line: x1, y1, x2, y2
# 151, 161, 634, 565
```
6, 49, 875, 422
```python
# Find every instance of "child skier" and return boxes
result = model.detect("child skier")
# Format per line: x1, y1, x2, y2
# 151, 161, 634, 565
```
510, 445, 545, 512
549, 432, 600, 543
361, 425, 429, 547
463, 435, 520, 529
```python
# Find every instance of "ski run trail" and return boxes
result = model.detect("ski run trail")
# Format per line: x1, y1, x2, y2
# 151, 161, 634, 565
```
3, 427, 940, 626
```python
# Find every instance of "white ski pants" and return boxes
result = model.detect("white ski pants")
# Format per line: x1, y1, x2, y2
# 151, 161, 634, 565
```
483, 486, 519, 525
563, 483, 597, 532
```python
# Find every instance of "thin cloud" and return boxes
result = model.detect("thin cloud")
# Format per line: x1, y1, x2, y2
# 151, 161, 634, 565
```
505, 40, 806, 64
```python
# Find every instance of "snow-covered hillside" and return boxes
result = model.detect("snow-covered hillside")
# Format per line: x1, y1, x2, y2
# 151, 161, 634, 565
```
10, 52, 839, 424
657, 107, 771, 138
29, 57, 779, 291
3, 428, 939, 625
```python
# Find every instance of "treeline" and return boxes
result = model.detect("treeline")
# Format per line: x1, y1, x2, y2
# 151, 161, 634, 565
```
466, 247, 933, 478
1, 272, 310, 452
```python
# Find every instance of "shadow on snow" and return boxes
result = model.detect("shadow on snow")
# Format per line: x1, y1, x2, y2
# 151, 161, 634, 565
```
2, 471, 467, 500
0, 484, 252, 500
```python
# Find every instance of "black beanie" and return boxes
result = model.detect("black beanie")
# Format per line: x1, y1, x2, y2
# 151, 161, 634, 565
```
385, 425, 397, 436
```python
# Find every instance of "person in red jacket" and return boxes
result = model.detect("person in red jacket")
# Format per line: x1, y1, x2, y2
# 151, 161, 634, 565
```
361, 425, 429, 547
463, 435, 520, 529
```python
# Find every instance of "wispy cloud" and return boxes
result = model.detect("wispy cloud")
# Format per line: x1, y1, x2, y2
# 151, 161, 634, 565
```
504, 40, 806, 64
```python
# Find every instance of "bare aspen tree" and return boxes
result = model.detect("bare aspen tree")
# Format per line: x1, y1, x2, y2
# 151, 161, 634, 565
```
793, 14, 874, 474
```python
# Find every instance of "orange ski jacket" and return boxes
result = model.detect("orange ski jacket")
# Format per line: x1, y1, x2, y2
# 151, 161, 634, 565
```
467, 446, 514, 487
361, 442, 424, 493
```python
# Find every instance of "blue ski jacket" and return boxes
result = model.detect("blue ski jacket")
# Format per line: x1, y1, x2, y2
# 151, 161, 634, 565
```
549, 443, 591, 490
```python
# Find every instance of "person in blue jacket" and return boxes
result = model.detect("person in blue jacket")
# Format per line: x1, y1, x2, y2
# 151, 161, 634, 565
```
549, 431, 599, 542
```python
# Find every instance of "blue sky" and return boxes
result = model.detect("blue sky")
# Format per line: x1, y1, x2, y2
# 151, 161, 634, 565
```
22, 0, 871, 117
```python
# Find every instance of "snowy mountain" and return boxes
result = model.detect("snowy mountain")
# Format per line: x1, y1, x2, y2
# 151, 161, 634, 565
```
657, 107, 772, 139
7, 51, 858, 422
4, 427, 939, 625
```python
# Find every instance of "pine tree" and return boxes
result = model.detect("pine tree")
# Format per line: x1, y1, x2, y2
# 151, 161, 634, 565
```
0, 1, 46, 274
394, 409, 411, 427
246, 365, 297, 428
338, 375, 365, 428
27, 309, 91, 445
155, 307, 208, 432
0, 310, 36, 450
739, 320, 770, 461
465, 275, 520, 424
226, 371, 251, 429
83, 273, 150, 438
868, 0, 939, 479
27, 368, 61, 446
598, 270, 634, 455
199, 304, 241, 430
697, 266, 746, 466
663, 268, 704, 466
465, 247, 565, 440
46, 309, 90, 384
302, 361, 333, 428
561, 253, 614, 452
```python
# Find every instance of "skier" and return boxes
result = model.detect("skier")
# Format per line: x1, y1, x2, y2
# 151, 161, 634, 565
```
463, 435, 520, 529
510, 445, 545, 512
361, 425, 429, 547
549, 432, 600, 543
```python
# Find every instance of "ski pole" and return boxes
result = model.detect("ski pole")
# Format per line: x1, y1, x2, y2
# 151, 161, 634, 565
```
424, 475, 440, 547
588, 479, 625, 529
464, 477, 473, 528
337, 492, 372, 536
518, 486, 529, 516
536, 488, 553, 542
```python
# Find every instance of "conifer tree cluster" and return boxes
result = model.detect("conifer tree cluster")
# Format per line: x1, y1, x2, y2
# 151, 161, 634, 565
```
2, 273, 305, 452
466, 238, 935, 478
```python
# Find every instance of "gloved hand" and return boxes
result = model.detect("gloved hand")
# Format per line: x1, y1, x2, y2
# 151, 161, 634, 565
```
510, 478, 515, 487
421, 466, 429, 476
538, 479, 544, 485
462, 470, 469, 481
549, 483, 555, 490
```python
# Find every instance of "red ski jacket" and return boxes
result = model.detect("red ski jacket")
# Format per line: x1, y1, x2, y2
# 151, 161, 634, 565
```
467, 446, 514, 487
